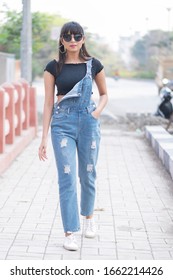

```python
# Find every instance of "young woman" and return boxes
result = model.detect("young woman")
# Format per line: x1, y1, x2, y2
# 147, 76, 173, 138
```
38, 21, 108, 251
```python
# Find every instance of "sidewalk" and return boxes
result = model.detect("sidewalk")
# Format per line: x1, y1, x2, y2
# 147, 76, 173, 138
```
0, 125, 173, 260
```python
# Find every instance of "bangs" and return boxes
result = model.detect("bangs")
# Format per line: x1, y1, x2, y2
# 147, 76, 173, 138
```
60, 21, 84, 36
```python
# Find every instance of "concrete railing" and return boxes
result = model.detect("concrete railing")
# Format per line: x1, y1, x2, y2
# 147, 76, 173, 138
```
0, 79, 37, 174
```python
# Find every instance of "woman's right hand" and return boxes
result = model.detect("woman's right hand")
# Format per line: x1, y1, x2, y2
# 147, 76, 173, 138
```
38, 139, 48, 161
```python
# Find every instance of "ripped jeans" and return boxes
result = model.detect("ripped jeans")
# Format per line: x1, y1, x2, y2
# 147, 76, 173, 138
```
51, 101, 100, 233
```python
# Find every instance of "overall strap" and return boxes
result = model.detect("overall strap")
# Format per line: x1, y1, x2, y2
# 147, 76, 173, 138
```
86, 58, 92, 76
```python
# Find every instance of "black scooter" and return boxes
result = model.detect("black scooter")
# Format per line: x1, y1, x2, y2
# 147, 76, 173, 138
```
155, 82, 173, 130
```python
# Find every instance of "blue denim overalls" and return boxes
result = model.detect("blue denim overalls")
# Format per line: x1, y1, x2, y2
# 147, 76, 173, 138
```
51, 58, 100, 233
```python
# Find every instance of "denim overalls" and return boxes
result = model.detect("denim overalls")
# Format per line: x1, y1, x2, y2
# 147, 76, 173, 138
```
51, 58, 100, 233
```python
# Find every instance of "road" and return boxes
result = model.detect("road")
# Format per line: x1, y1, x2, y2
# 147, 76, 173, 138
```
93, 77, 159, 117
33, 77, 160, 117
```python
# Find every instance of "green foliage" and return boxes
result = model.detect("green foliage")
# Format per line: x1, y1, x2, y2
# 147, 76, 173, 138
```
131, 40, 146, 67
119, 69, 155, 79
130, 29, 173, 78
133, 71, 155, 79
0, 10, 22, 57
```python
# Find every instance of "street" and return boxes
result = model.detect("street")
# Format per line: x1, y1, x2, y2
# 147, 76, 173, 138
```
93, 77, 159, 117
34, 77, 160, 117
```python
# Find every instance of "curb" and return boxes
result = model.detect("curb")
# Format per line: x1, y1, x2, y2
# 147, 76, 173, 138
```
145, 125, 173, 179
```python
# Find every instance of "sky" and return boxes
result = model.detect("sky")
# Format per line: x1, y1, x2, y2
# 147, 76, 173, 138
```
0, 0, 173, 49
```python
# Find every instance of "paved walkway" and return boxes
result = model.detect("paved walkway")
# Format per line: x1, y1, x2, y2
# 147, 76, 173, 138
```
0, 125, 173, 260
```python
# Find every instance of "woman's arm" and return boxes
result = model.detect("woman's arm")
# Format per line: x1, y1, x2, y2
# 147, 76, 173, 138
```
92, 69, 108, 119
38, 71, 55, 161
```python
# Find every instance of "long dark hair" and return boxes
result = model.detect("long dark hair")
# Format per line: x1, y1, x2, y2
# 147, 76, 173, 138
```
57, 21, 91, 74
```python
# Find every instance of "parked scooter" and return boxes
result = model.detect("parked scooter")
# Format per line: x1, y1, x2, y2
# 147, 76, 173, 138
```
158, 78, 173, 94
155, 79, 173, 130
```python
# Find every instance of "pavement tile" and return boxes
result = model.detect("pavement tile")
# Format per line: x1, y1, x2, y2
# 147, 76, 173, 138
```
45, 246, 65, 254
152, 251, 172, 260
0, 252, 8, 259
117, 241, 134, 249
27, 246, 46, 253
6, 256, 42, 260
6, 252, 44, 260
133, 241, 151, 250
99, 247, 116, 256
0, 233, 15, 239
13, 240, 47, 247
118, 249, 154, 259
0, 127, 173, 260
81, 247, 99, 255
8, 246, 29, 253
129, 231, 148, 238
81, 255, 117, 260
44, 254, 62, 260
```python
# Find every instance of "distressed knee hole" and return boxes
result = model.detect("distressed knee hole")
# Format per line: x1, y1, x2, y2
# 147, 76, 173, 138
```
60, 138, 68, 148
64, 165, 71, 174
87, 164, 94, 172
91, 140, 96, 149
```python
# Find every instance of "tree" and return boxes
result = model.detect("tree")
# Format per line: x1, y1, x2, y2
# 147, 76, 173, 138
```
0, 9, 22, 57
131, 39, 147, 68
130, 29, 173, 78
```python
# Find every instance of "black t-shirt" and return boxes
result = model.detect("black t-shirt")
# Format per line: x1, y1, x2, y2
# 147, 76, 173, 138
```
44, 58, 103, 95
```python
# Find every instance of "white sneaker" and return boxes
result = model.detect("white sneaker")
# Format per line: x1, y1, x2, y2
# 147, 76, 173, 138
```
84, 218, 96, 238
63, 234, 78, 251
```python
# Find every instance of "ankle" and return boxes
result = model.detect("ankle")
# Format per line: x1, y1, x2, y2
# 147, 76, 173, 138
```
65, 231, 73, 237
84, 217, 96, 238
86, 215, 93, 219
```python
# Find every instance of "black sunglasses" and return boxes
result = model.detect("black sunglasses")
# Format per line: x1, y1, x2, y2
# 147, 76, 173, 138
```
62, 33, 83, 42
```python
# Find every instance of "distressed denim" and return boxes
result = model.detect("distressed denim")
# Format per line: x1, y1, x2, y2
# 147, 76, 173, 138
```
51, 59, 100, 232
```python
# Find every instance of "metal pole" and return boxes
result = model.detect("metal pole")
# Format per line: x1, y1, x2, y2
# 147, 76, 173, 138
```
166, 7, 171, 52
21, 0, 32, 84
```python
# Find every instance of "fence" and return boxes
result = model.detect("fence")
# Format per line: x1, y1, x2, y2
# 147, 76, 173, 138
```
0, 79, 37, 174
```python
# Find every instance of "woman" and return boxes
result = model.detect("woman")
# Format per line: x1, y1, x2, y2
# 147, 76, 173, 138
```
38, 21, 108, 251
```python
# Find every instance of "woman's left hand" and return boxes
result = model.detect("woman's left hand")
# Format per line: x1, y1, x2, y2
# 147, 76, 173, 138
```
38, 139, 48, 161
91, 110, 100, 119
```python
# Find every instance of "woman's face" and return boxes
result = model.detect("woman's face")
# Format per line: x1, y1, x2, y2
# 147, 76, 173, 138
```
61, 33, 85, 53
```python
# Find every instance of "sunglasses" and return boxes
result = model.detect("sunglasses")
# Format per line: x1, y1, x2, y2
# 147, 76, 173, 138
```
62, 33, 83, 42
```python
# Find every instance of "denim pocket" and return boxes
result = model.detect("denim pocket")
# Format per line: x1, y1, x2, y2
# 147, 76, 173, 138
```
51, 113, 67, 130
